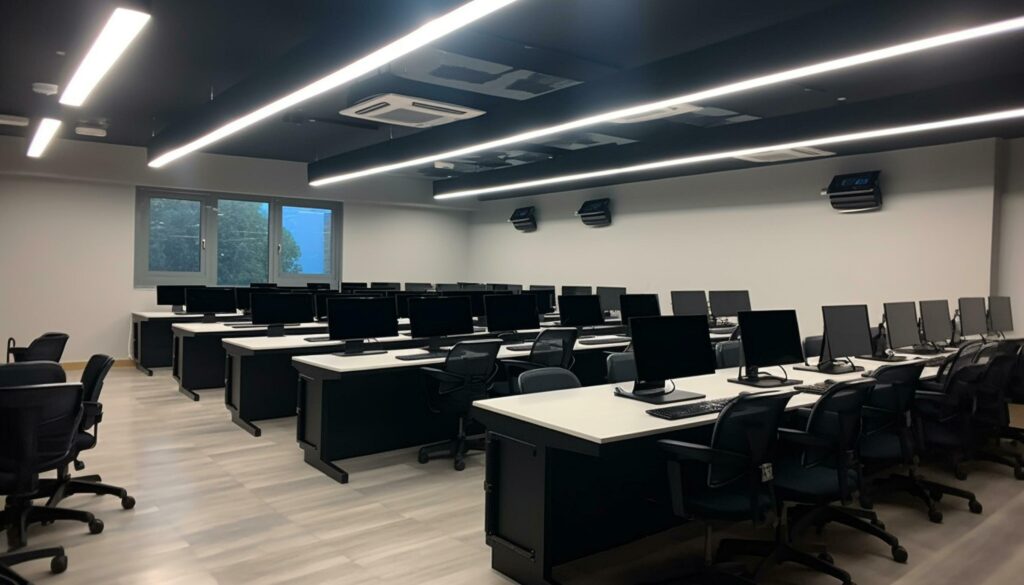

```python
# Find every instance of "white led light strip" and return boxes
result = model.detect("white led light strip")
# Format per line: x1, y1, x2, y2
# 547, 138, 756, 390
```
149, 0, 519, 168
60, 8, 151, 107
310, 15, 1024, 187
433, 107, 1024, 199
26, 118, 63, 158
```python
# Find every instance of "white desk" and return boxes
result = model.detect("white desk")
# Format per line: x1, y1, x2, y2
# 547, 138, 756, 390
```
130, 310, 246, 374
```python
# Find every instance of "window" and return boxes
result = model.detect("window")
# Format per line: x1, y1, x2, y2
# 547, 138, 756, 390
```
135, 188, 342, 287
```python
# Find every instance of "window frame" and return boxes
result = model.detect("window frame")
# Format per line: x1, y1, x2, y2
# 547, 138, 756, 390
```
134, 186, 343, 288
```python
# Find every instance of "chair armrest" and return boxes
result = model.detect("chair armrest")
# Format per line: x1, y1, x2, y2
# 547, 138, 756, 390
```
914, 390, 949, 402
83, 401, 103, 428
778, 428, 832, 448
501, 359, 541, 371
658, 439, 746, 464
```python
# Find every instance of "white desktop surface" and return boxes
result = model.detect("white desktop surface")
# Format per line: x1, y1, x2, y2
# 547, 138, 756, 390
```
226, 334, 406, 351
133, 311, 241, 319
472, 352, 946, 445
172, 321, 324, 335
293, 337, 631, 374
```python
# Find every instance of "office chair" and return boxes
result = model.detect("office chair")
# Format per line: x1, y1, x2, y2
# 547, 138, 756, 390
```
6, 332, 69, 363
659, 391, 794, 585
715, 340, 744, 369
517, 367, 581, 394
417, 340, 502, 471
1, 383, 79, 583
858, 363, 981, 523
918, 340, 984, 392
503, 328, 578, 394
803, 336, 823, 361
37, 355, 136, 511
606, 352, 636, 384
771, 379, 907, 584
965, 348, 1024, 478
0, 362, 104, 549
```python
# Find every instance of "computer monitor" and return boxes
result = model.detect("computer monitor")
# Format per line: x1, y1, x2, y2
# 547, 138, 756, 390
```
619, 294, 661, 334
370, 282, 400, 290
959, 297, 988, 337
627, 315, 715, 399
250, 282, 277, 288
730, 310, 804, 388
407, 296, 475, 356
327, 297, 399, 355
156, 285, 205, 312
404, 283, 432, 292
801, 305, 872, 374
989, 296, 1014, 333
670, 291, 709, 319
251, 293, 314, 336
528, 286, 556, 313
185, 288, 236, 321
435, 283, 461, 292
596, 286, 627, 312
883, 301, 929, 353
440, 290, 511, 318
709, 290, 751, 319
562, 285, 593, 296
307, 282, 331, 290
340, 282, 368, 292
557, 295, 605, 328
485, 294, 541, 333
920, 300, 953, 344
519, 290, 555, 315
314, 292, 347, 320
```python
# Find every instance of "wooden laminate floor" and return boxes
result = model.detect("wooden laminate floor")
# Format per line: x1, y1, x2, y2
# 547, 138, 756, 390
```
9, 368, 1024, 585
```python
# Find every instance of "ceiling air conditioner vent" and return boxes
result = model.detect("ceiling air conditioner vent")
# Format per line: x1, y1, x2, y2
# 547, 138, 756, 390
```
339, 93, 484, 128
733, 146, 834, 163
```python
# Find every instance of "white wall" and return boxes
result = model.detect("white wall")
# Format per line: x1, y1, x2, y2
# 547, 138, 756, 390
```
0, 135, 470, 361
994, 137, 1024, 336
466, 139, 1001, 336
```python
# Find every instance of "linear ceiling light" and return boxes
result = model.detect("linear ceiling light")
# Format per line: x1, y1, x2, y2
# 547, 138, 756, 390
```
312, 14, 1024, 187
148, 0, 519, 168
434, 107, 1024, 199
26, 118, 63, 158
59, 7, 151, 107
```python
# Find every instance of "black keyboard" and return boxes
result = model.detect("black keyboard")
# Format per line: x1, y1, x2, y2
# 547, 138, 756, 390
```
304, 336, 330, 342
578, 336, 630, 346
794, 379, 840, 394
647, 398, 733, 420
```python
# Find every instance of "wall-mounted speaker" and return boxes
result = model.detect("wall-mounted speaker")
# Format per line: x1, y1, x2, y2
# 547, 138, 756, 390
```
577, 198, 611, 227
823, 170, 882, 213
509, 206, 537, 232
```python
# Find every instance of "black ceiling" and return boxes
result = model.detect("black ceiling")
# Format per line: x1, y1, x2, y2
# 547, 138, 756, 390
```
3, 0, 1023, 201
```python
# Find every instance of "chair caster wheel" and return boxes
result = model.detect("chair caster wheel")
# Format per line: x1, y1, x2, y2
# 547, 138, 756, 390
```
954, 468, 968, 481
122, 495, 136, 510
74, 460, 85, 471
51, 554, 68, 574
417, 451, 429, 464
891, 545, 908, 563
928, 509, 943, 523
88, 518, 104, 534
969, 499, 983, 514
817, 552, 834, 564
929, 490, 943, 502
454, 460, 466, 471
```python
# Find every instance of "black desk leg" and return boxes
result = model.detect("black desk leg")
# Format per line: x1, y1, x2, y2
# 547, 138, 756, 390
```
178, 383, 200, 401
134, 361, 154, 376
229, 409, 262, 437
301, 442, 349, 484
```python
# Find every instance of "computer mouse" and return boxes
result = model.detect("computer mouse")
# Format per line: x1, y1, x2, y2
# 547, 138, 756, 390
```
824, 379, 839, 385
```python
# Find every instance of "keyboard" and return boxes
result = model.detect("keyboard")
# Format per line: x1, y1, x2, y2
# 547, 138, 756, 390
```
646, 398, 733, 420
919, 357, 948, 367
578, 336, 630, 346
793, 379, 840, 394
395, 351, 449, 361
506, 343, 533, 351
304, 336, 330, 342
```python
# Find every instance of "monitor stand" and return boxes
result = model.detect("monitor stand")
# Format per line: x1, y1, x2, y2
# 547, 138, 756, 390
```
333, 339, 385, 357
201, 313, 218, 324
900, 343, 943, 355
266, 324, 286, 338
794, 359, 864, 375
172, 304, 187, 315
613, 380, 705, 405
728, 367, 801, 388
395, 337, 449, 361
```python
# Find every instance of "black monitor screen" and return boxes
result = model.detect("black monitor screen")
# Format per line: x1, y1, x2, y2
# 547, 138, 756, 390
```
408, 296, 474, 338
156, 285, 204, 306
988, 296, 1014, 333
250, 283, 277, 288
405, 283, 432, 292
709, 290, 751, 317
822, 305, 873, 359
235, 287, 253, 311
328, 297, 398, 340
185, 288, 236, 314
737, 310, 804, 369
519, 291, 554, 314
596, 287, 627, 312
562, 285, 593, 296
485, 294, 541, 332
251, 293, 313, 325
558, 295, 605, 327
620, 294, 661, 329
631, 316, 716, 383
370, 282, 400, 290
959, 297, 987, 336
341, 282, 368, 291
390, 292, 432, 318
920, 300, 953, 343
671, 291, 709, 318
527, 286, 556, 312
884, 302, 921, 350
315, 293, 347, 319
441, 290, 511, 317
307, 283, 331, 290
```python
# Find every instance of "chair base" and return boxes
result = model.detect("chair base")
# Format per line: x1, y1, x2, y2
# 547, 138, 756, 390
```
788, 504, 907, 564
866, 471, 981, 522
38, 474, 136, 511
417, 436, 485, 471
716, 533, 852, 585
0, 546, 67, 584
3, 500, 103, 550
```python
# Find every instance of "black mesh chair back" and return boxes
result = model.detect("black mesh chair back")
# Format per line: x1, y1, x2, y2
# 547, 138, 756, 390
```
803, 336, 824, 360
518, 367, 581, 394
707, 391, 795, 488
81, 355, 115, 403
972, 353, 1021, 427
606, 352, 636, 383
861, 363, 925, 456
7, 332, 70, 363
715, 340, 744, 369
934, 340, 985, 390
973, 341, 1003, 365
801, 379, 875, 487
0, 361, 66, 387
0, 383, 83, 496
529, 328, 578, 369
